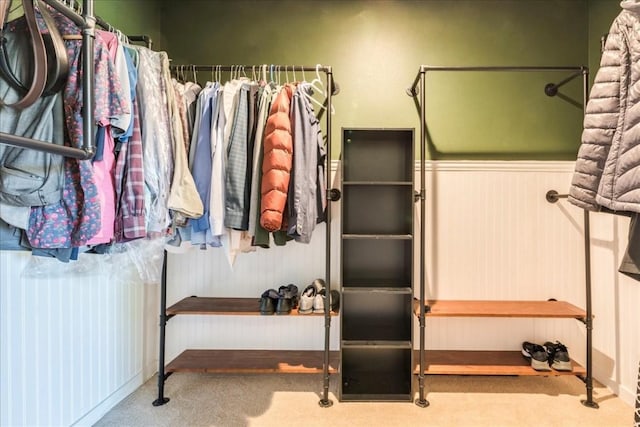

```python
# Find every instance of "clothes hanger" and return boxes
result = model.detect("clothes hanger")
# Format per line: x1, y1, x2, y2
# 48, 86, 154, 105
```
309, 63, 326, 96
301, 64, 335, 115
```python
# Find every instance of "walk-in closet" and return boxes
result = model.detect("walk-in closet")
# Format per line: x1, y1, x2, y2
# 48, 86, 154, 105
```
1, 1, 638, 426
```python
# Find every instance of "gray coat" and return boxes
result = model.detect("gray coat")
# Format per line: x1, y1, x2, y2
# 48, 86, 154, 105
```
569, 1, 640, 213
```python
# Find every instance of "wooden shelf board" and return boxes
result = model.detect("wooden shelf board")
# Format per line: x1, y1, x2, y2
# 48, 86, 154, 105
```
342, 287, 412, 294
343, 181, 413, 186
167, 297, 337, 316
413, 299, 586, 319
342, 234, 413, 240
413, 350, 586, 376
166, 349, 339, 374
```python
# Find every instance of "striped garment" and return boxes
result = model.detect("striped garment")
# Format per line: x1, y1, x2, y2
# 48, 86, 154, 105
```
114, 98, 146, 242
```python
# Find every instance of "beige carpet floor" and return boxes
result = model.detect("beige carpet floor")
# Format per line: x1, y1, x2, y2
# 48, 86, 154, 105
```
94, 373, 633, 427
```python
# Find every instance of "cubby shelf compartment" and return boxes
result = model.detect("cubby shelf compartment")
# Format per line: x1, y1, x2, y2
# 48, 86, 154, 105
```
166, 350, 340, 374
342, 238, 412, 285
342, 289, 412, 342
341, 344, 413, 401
167, 296, 338, 316
412, 350, 586, 376
342, 129, 414, 183
342, 184, 413, 235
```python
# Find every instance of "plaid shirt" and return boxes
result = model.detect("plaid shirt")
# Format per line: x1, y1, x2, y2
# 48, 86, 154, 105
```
114, 98, 146, 242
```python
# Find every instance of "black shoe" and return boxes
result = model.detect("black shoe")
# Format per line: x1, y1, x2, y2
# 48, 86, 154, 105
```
259, 289, 279, 315
544, 341, 572, 371
329, 290, 340, 313
522, 341, 551, 371
276, 284, 299, 314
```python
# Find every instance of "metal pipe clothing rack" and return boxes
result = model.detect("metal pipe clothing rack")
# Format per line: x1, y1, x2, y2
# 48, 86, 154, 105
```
0, 0, 96, 159
154, 64, 339, 408
0, 0, 154, 158
407, 65, 596, 409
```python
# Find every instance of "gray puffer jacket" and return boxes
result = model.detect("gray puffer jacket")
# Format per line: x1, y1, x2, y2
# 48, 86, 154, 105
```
569, 1, 640, 213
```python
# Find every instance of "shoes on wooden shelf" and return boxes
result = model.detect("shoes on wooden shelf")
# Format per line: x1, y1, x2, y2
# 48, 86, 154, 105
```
522, 341, 552, 371
276, 284, 299, 315
522, 340, 573, 372
260, 289, 280, 315
544, 341, 573, 371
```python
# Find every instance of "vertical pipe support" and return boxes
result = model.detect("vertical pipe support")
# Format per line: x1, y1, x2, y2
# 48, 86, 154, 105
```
580, 68, 598, 409
319, 68, 334, 408
153, 250, 170, 406
81, 0, 96, 157
581, 209, 598, 408
415, 68, 429, 408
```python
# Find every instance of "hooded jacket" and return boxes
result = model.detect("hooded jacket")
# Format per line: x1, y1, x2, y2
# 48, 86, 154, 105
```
569, 1, 640, 213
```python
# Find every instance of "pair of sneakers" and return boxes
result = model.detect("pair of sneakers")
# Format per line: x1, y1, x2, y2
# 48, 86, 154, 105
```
521, 340, 572, 372
298, 279, 340, 314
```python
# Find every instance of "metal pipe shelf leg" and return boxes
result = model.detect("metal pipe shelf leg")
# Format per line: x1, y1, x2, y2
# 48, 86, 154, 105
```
578, 69, 597, 409
319, 69, 334, 409
581, 210, 598, 409
153, 250, 170, 406
415, 69, 429, 408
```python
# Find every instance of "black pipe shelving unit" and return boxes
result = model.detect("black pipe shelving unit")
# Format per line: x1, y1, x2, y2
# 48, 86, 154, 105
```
407, 65, 597, 409
153, 64, 340, 408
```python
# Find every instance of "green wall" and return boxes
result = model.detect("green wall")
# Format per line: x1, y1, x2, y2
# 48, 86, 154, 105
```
80, 0, 628, 160
159, 0, 594, 160
93, 0, 163, 52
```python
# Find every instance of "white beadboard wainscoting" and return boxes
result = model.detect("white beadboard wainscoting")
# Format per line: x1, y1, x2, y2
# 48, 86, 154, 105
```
0, 250, 150, 426
413, 161, 639, 407
1, 160, 639, 426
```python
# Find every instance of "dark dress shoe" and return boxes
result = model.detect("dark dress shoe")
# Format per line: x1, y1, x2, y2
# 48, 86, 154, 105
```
259, 289, 280, 315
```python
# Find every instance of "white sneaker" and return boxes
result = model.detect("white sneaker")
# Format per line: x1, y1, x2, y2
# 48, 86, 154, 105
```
298, 285, 316, 314
312, 289, 325, 313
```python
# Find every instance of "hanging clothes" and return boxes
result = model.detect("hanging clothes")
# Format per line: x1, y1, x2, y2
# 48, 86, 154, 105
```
113, 46, 146, 243
26, 7, 128, 250
247, 83, 274, 245
162, 67, 328, 261
569, 1, 640, 212
0, 13, 66, 231
134, 47, 173, 236
260, 83, 295, 232
225, 81, 259, 231
190, 82, 221, 247
287, 83, 327, 244
86, 30, 133, 246
164, 57, 203, 223
568, 1, 640, 280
